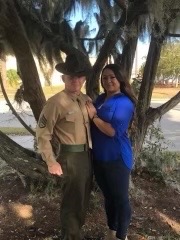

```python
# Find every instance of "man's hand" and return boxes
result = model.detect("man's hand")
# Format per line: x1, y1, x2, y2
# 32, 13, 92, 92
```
47, 162, 63, 176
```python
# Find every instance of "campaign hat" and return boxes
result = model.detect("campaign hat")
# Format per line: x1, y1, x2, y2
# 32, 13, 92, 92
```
55, 53, 91, 77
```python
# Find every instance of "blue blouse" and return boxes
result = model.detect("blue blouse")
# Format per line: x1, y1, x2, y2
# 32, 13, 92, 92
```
91, 93, 135, 170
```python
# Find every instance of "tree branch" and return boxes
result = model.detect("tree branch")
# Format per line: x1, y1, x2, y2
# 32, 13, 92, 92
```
0, 130, 56, 183
167, 33, 180, 38
78, 36, 105, 41
137, 33, 164, 117
114, 0, 127, 10
0, 73, 35, 136
147, 91, 180, 124
95, 0, 148, 66
15, 0, 81, 56
87, 0, 148, 97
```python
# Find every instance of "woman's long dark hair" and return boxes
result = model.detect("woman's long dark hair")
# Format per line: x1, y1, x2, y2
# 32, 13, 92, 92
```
101, 64, 137, 105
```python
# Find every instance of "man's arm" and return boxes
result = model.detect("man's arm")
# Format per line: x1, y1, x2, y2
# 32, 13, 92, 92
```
36, 102, 63, 176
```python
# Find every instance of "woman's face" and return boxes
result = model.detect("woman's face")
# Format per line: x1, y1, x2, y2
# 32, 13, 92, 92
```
101, 68, 120, 94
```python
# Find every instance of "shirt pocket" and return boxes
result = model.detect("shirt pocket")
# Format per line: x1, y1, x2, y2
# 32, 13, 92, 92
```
60, 113, 76, 135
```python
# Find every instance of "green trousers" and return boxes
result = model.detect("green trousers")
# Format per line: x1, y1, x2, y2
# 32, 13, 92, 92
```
58, 151, 92, 240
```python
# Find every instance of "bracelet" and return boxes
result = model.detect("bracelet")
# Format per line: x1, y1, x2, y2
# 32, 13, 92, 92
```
92, 114, 99, 121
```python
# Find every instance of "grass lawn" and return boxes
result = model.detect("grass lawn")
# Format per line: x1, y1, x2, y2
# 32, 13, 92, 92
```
0, 86, 179, 99
43, 86, 180, 99
0, 127, 34, 135
0, 86, 179, 137
152, 87, 180, 99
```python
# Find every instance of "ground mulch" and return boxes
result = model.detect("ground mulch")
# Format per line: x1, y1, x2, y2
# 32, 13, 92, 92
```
0, 166, 179, 240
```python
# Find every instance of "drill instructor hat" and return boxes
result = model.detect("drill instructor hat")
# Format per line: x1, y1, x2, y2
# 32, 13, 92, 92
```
55, 54, 91, 77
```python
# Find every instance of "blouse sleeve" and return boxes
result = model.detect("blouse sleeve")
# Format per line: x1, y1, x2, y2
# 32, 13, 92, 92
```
111, 98, 134, 137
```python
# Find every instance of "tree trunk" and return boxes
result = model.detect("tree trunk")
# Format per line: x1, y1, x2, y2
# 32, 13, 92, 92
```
132, 32, 166, 160
0, 44, 7, 90
4, 0, 46, 121
130, 10, 180, 159
120, 35, 138, 81
175, 78, 178, 88
0, 130, 57, 184
86, 1, 148, 98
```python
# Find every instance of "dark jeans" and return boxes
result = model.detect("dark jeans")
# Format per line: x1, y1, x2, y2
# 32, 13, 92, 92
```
58, 151, 92, 240
94, 159, 131, 239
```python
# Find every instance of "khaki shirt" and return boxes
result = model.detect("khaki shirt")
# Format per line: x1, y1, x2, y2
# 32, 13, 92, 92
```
36, 90, 92, 165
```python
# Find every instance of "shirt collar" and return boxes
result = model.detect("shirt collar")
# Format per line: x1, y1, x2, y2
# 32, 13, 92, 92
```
63, 90, 82, 102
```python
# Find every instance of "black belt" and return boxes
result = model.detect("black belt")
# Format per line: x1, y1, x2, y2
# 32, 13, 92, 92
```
60, 144, 89, 153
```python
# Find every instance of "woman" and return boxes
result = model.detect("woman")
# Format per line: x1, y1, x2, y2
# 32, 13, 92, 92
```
86, 64, 136, 240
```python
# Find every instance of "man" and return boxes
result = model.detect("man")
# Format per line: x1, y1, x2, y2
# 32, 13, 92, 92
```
36, 54, 92, 240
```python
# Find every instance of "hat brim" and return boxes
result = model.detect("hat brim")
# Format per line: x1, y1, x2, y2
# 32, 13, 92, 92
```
55, 63, 91, 77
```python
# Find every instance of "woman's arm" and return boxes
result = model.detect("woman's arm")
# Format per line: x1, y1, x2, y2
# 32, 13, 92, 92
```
92, 115, 115, 137
86, 101, 115, 137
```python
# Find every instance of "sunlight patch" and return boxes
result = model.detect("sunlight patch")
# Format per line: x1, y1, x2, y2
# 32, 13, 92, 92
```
0, 205, 5, 214
10, 203, 33, 219
157, 211, 180, 234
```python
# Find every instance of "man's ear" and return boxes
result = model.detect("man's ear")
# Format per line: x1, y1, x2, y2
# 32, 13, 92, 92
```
62, 75, 65, 83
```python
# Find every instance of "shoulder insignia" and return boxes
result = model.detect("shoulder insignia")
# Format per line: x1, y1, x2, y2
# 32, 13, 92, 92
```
38, 115, 47, 128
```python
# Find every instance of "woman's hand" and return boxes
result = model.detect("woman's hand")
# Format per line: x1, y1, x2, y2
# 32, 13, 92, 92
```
86, 101, 97, 119
86, 100, 115, 137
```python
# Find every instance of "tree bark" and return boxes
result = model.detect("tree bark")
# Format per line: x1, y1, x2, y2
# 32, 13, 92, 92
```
0, 44, 7, 90
120, 35, 138, 81
4, 0, 46, 121
0, 130, 57, 184
132, 33, 165, 158
131, 16, 180, 159
147, 91, 180, 125
86, 0, 148, 98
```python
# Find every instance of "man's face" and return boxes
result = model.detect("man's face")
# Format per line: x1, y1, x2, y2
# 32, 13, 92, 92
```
62, 75, 86, 94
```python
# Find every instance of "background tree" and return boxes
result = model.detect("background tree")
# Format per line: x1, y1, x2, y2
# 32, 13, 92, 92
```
139, 40, 180, 87
0, 0, 180, 181
6, 69, 21, 87
156, 40, 180, 86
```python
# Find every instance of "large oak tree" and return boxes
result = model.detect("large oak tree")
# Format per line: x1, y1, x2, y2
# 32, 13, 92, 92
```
0, 0, 180, 181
